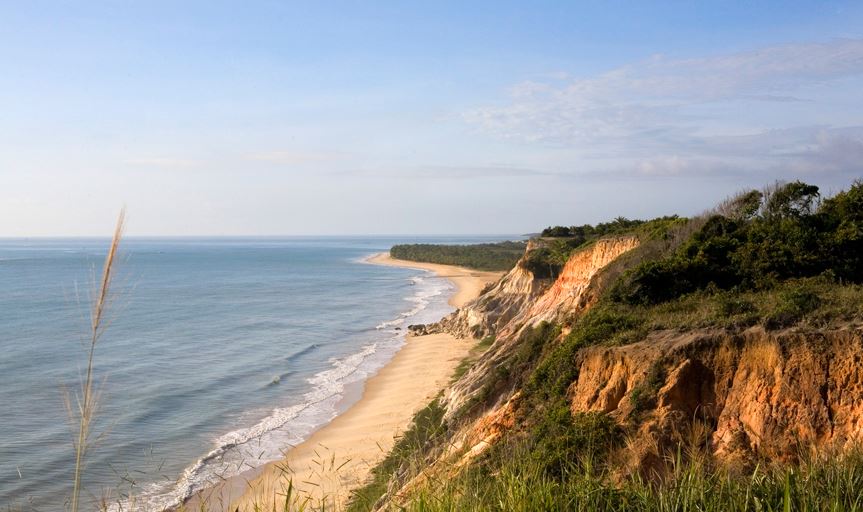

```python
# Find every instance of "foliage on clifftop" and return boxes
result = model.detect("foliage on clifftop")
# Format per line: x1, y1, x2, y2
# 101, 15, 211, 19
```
613, 180, 863, 305
522, 215, 686, 279
390, 240, 526, 271
541, 216, 656, 239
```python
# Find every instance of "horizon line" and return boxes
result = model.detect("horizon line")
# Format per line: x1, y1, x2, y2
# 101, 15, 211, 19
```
0, 233, 533, 239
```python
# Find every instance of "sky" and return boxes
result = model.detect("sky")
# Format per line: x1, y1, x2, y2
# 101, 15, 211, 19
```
2, 1, 863, 236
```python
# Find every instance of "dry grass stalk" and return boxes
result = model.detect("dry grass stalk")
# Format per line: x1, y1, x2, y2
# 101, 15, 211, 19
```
69, 208, 126, 512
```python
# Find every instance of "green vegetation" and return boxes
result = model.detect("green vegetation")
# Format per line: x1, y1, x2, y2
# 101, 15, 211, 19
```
390, 241, 526, 271
346, 398, 447, 512
523, 216, 686, 279
613, 181, 863, 305
451, 335, 496, 383
541, 216, 658, 239
403, 445, 863, 511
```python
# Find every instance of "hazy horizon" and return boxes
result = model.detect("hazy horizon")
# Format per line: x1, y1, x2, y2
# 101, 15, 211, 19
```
2, 1, 862, 236
0, 233, 527, 239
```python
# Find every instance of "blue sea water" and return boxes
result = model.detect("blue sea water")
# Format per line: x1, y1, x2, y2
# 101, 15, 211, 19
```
0, 236, 512, 509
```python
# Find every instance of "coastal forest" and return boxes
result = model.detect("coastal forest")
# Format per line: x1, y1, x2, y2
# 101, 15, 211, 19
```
357, 179, 863, 511
390, 241, 527, 271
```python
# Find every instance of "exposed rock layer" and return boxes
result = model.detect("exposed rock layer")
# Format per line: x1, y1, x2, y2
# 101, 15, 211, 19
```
568, 325, 863, 470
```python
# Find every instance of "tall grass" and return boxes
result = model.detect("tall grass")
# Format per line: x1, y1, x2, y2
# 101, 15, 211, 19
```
395, 443, 863, 512
66, 209, 125, 512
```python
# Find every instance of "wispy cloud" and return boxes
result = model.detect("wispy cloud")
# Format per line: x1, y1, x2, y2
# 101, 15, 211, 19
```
780, 127, 863, 175
124, 157, 202, 169
466, 39, 863, 144
331, 165, 551, 180
569, 127, 863, 182
463, 39, 863, 181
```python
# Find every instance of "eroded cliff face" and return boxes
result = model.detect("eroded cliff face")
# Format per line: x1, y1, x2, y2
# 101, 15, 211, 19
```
516, 237, 639, 333
378, 235, 863, 509
438, 239, 553, 340
439, 237, 639, 420
379, 236, 863, 508
440, 237, 638, 340
441, 238, 863, 471
568, 325, 863, 473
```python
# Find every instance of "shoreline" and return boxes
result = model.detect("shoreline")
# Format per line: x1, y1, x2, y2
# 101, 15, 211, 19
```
185, 252, 501, 511
365, 253, 501, 309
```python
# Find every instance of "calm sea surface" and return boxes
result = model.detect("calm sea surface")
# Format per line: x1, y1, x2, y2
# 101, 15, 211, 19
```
0, 236, 513, 509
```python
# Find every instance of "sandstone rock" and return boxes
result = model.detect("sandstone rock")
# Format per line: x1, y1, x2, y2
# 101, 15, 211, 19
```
566, 325, 863, 470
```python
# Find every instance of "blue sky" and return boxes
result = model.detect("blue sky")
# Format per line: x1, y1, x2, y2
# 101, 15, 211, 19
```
2, 1, 862, 235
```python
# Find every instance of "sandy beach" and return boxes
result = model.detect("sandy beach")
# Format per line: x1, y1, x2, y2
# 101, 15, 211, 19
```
187, 253, 501, 511
366, 253, 501, 309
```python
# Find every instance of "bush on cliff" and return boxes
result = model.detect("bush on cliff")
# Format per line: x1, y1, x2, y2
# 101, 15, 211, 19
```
613, 180, 863, 305
525, 216, 686, 279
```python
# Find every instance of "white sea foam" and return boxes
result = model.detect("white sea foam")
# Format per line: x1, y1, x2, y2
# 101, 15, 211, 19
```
132, 342, 384, 510
132, 269, 453, 511
375, 317, 405, 329
375, 273, 447, 329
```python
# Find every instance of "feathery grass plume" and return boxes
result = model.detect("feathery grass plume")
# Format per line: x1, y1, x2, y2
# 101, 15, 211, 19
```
68, 208, 126, 512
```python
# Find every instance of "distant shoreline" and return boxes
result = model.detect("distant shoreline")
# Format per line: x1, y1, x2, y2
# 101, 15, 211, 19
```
185, 252, 502, 511
366, 252, 502, 308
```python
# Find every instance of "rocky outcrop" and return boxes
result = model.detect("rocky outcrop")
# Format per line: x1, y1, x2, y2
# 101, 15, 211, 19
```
407, 324, 437, 336
451, 392, 520, 467
567, 324, 863, 473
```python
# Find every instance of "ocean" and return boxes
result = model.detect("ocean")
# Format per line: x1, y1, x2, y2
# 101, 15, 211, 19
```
0, 236, 511, 509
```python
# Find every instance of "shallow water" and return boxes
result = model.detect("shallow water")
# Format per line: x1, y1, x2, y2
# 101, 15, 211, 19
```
0, 236, 511, 509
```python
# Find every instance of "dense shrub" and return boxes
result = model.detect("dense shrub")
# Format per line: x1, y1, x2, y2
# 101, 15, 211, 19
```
818, 181, 863, 282
614, 180, 863, 305
541, 217, 655, 239
763, 283, 822, 329
519, 247, 561, 278
527, 410, 623, 478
